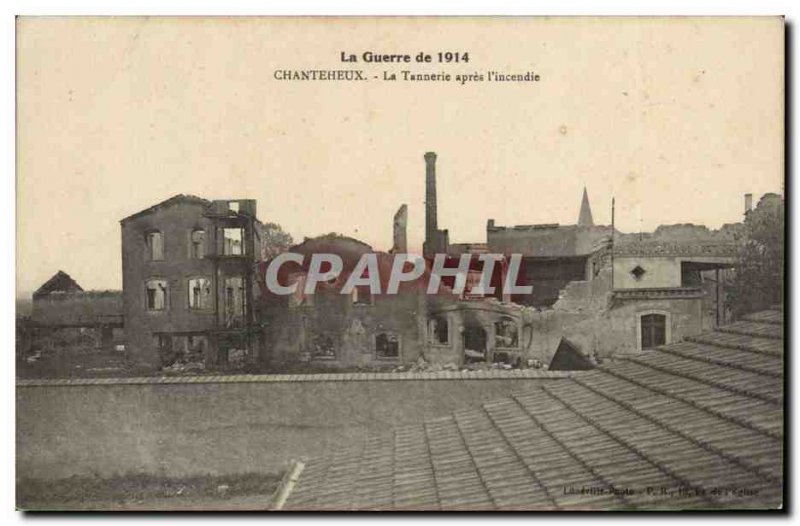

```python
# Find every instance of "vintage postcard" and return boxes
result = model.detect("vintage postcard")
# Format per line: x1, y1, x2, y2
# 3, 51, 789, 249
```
16, 16, 784, 511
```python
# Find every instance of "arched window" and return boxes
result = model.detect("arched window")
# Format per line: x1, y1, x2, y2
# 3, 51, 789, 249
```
190, 229, 205, 259
146, 231, 164, 261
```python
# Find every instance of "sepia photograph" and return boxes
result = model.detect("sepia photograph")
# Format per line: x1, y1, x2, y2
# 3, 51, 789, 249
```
14, 15, 785, 511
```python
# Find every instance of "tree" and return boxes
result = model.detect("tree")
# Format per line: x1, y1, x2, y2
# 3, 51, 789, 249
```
261, 222, 294, 259
729, 193, 784, 317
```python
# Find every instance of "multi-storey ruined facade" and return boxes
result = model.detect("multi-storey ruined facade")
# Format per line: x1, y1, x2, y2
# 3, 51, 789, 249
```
121, 195, 263, 369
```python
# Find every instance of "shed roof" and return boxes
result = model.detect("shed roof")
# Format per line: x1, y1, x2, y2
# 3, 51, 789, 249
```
284, 309, 784, 510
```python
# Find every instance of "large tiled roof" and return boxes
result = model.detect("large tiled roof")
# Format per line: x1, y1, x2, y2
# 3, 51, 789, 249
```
283, 309, 784, 510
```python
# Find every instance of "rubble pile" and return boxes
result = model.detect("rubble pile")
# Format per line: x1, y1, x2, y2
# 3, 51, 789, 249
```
162, 361, 205, 374
391, 355, 547, 373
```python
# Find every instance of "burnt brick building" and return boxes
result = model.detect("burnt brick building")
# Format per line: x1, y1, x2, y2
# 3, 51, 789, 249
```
121, 195, 264, 369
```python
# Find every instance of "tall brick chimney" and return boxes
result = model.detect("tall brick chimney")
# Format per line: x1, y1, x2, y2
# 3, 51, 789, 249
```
744, 193, 753, 215
424, 152, 438, 257
392, 204, 408, 253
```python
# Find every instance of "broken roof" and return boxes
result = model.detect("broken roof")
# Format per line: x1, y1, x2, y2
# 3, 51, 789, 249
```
614, 241, 739, 258
283, 309, 783, 510
487, 224, 613, 258
119, 194, 211, 224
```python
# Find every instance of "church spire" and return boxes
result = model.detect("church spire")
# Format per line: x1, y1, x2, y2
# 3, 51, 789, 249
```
578, 187, 594, 227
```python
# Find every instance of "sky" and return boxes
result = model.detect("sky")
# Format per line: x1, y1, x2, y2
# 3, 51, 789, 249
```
16, 17, 783, 295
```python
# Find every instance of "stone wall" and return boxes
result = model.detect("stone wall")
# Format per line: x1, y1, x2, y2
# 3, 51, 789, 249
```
17, 375, 566, 480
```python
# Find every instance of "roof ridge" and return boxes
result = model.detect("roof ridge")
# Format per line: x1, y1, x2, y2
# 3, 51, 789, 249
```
569, 377, 782, 488
620, 355, 781, 406
596, 362, 781, 440
420, 421, 444, 511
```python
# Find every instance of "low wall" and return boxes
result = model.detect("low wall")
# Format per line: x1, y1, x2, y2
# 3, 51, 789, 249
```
17, 372, 569, 480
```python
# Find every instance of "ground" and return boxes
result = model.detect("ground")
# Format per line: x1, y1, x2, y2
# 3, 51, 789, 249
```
17, 472, 282, 511
17, 345, 150, 379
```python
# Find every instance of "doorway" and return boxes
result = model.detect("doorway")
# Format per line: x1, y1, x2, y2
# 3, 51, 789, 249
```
463, 325, 487, 363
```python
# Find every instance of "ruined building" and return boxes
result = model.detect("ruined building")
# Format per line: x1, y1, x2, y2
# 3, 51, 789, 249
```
32, 153, 758, 373
420, 152, 739, 366
256, 151, 744, 371
30, 270, 123, 352
120, 195, 264, 369
259, 234, 429, 368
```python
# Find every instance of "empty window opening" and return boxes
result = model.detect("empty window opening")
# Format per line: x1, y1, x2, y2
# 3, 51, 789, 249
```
223, 276, 246, 327
463, 325, 488, 363
312, 334, 336, 360
288, 272, 313, 307
190, 229, 205, 259
229, 201, 240, 213
218, 334, 248, 367
495, 316, 519, 348
188, 335, 207, 359
375, 333, 400, 359
459, 270, 485, 299
352, 285, 373, 305
492, 351, 522, 367
630, 265, 646, 280
680, 262, 703, 287
146, 231, 164, 261
428, 315, 449, 345
641, 313, 667, 350
188, 278, 212, 309
146, 279, 168, 310
156, 335, 176, 367
222, 228, 245, 256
